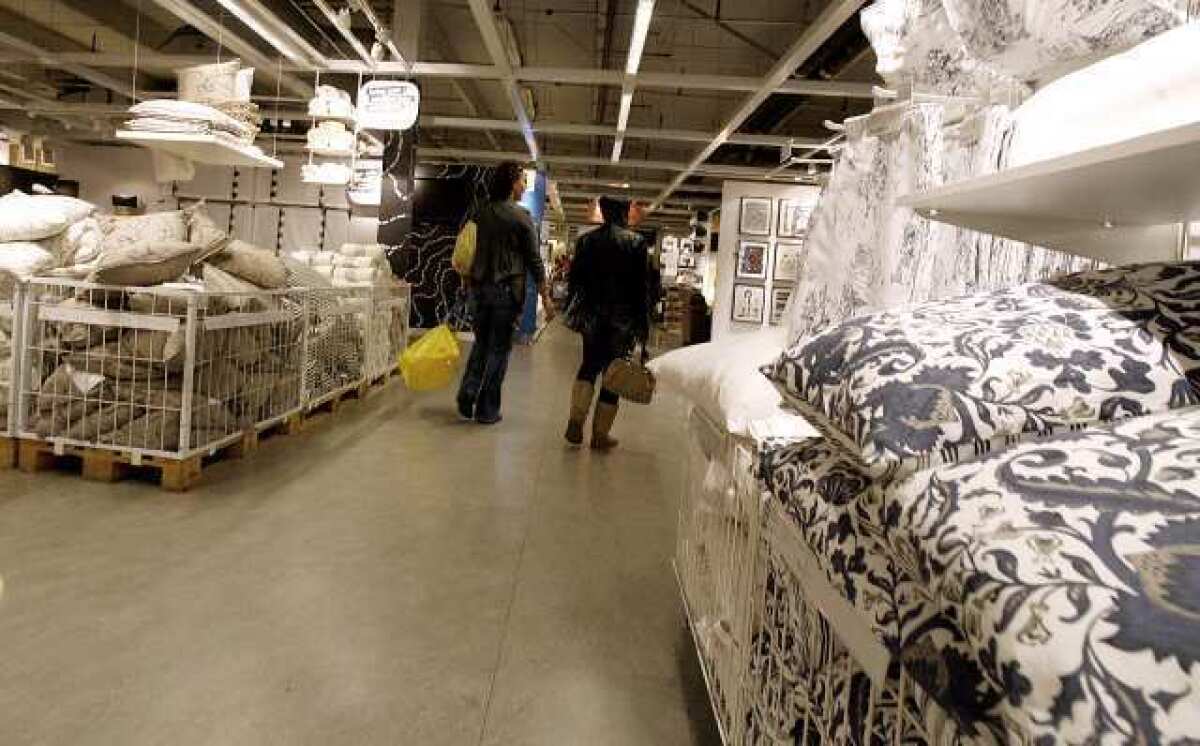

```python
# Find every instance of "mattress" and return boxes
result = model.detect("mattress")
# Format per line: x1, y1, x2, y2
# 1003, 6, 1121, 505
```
758, 407, 1200, 743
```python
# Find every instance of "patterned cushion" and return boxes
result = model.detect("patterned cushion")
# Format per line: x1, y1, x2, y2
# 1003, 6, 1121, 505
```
880, 407, 1200, 743
942, 0, 1187, 83
99, 211, 188, 254
91, 240, 198, 286
765, 261, 1200, 481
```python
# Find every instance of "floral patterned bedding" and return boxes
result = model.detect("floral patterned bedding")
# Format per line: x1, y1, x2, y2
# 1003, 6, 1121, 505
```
759, 406, 1200, 743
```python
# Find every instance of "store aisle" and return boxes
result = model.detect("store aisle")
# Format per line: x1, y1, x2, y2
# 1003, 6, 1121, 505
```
0, 325, 721, 746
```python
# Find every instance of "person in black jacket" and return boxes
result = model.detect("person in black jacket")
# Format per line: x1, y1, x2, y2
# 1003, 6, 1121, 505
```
563, 196, 652, 449
456, 162, 554, 425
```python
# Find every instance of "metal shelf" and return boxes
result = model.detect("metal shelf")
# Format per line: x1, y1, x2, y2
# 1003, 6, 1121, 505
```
898, 121, 1200, 262
115, 131, 284, 169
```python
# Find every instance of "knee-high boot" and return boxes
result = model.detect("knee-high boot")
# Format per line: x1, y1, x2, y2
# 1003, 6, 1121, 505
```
591, 399, 620, 451
565, 381, 594, 445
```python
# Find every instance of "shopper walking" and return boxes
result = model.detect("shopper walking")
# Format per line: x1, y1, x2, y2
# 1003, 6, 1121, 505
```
456, 162, 554, 425
563, 197, 652, 449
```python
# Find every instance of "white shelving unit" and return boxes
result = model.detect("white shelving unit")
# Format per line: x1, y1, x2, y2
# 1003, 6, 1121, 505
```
899, 121, 1200, 263
115, 131, 284, 169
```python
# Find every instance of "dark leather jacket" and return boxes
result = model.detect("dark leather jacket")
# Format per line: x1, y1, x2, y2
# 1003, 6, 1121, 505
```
567, 221, 652, 344
470, 200, 546, 303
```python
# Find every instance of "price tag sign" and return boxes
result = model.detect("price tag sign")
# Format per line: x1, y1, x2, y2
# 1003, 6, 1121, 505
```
357, 80, 420, 131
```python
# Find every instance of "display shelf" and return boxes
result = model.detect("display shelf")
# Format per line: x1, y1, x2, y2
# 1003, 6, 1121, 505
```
308, 112, 356, 126
115, 131, 284, 169
898, 121, 1200, 262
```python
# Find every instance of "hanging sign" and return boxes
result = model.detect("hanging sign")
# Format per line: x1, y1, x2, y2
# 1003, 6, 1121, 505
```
357, 80, 420, 131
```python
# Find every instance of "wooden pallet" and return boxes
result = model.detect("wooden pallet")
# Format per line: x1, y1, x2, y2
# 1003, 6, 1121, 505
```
1, 436, 16, 470
305, 367, 401, 419
15, 414, 303, 492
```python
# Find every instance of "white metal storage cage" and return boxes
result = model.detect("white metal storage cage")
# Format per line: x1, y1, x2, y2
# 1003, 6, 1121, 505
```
1, 282, 23, 438
364, 284, 410, 381
11, 279, 411, 462
16, 279, 306, 459
302, 285, 372, 409
675, 406, 765, 744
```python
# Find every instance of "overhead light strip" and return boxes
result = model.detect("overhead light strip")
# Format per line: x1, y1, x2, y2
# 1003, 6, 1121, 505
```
612, 0, 655, 164
214, 0, 327, 67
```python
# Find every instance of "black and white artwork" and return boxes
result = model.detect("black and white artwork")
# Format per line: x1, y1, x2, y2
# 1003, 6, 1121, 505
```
773, 241, 803, 283
736, 240, 769, 280
777, 199, 812, 238
770, 287, 792, 325
739, 197, 772, 236
732, 283, 766, 324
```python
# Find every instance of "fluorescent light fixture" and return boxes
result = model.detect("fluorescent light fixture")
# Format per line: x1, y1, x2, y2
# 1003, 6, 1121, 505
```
611, 136, 624, 163
625, 0, 656, 76
616, 91, 633, 132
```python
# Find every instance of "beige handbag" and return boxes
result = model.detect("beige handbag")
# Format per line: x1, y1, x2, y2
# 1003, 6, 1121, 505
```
603, 345, 656, 404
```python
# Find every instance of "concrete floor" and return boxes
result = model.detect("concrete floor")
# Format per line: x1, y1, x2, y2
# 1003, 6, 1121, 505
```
0, 325, 721, 746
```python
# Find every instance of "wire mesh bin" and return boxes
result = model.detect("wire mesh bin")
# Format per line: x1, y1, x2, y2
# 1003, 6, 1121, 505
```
1, 281, 23, 440
16, 278, 305, 461
675, 407, 765, 745
364, 283, 410, 381
301, 286, 371, 409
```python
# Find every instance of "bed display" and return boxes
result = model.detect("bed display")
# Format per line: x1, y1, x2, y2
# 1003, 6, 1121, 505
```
766, 261, 1200, 482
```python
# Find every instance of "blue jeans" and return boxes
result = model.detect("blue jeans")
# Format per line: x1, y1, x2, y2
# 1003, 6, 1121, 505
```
456, 284, 520, 422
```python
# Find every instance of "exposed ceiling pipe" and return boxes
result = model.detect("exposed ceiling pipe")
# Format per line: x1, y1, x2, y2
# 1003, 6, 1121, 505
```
466, 0, 538, 162
312, 0, 374, 66
651, 0, 869, 210
142, 0, 313, 98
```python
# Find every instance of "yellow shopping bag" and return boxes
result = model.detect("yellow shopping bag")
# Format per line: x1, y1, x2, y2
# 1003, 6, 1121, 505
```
400, 324, 462, 391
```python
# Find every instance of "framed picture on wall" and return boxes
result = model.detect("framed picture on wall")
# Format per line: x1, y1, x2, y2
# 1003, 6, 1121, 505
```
777, 199, 813, 238
732, 284, 766, 324
736, 240, 769, 280
739, 197, 772, 236
773, 241, 804, 283
770, 287, 793, 326
677, 253, 696, 269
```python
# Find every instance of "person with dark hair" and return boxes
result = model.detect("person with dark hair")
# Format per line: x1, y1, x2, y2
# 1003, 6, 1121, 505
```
563, 196, 652, 450
456, 161, 554, 425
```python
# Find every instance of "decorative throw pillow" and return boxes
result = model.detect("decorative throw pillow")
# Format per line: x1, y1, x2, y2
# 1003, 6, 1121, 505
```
91, 240, 197, 286
185, 203, 229, 256
0, 191, 95, 242
208, 240, 287, 289
203, 263, 277, 312
0, 242, 55, 280
764, 261, 1200, 482
177, 59, 241, 103
648, 327, 819, 441
99, 211, 188, 255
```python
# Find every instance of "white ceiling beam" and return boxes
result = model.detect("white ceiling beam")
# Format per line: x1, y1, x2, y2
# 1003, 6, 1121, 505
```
466, 0, 538, 162
0, 30, 137, 100
213, 0, 327, 67
313, 0, 374, 67
0, 50, 877, 100
420, 115, 815, 148
553, 176, 722, 193
142, 0, 313, 98
652, 0, 868, 209
418, 146, 818, 179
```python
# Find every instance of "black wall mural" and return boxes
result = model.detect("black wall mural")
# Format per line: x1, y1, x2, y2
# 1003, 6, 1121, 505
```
378, 127, 416, 272
385, 163, 494, 329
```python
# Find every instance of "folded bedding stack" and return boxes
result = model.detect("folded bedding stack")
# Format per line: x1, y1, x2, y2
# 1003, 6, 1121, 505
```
287, 244, 392, 286
176, 59, 261, 137
307, 86, 355, 121
124, 100, 258, 145
307, 121, 355, 153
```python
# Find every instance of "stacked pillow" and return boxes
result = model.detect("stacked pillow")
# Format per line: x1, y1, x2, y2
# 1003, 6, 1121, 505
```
764, 261, 1200, 482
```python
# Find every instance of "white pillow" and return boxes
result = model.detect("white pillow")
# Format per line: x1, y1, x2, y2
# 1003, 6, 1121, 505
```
0, 192, 96, 242
648, 328, 818, 440
1007, 22, 1200, 169
0, 241, 55, 276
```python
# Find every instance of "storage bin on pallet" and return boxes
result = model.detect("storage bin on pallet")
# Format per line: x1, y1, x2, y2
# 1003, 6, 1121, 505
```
1, 282, 23, 466
364, 284, 409, 381
674, 407, 763, 745
14, 278, 306, 461
301, 285, 372, 410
